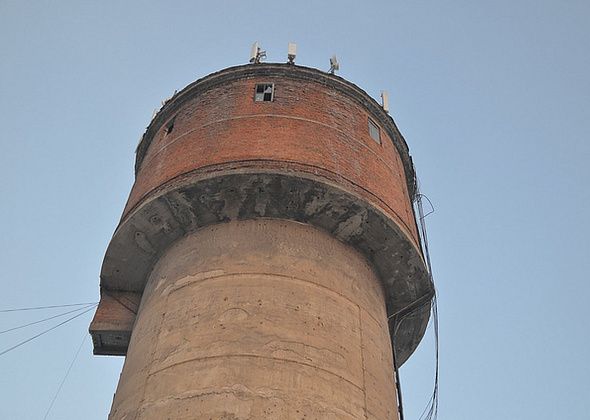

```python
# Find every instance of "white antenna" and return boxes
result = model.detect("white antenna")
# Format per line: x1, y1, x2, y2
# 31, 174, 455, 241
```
329, 55, 339, 74
381, 91, 390, 113
249, 42, 258, 63
249, 42, 266, 64
287, 42, 297, 64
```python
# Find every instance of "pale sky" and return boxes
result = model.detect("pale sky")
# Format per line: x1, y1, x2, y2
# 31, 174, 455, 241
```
1, 1, 589, 419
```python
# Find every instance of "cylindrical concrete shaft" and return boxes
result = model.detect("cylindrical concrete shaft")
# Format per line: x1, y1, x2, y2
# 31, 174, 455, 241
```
110, 220, 398, 419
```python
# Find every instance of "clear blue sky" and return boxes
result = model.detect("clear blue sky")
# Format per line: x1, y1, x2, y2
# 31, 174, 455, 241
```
1, 1, 588, 419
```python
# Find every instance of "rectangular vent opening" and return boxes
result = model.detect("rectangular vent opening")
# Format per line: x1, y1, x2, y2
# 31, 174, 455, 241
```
255, 83, 274, 102
368, 118, 381, 144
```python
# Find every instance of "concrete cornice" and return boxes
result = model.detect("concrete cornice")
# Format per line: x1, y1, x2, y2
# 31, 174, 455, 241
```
94, 168, 432, 364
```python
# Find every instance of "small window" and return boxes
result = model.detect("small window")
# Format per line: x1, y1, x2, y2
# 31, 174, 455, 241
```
164, 118, 175, 135
255, 83, 274, 102
368, 118, 381, 143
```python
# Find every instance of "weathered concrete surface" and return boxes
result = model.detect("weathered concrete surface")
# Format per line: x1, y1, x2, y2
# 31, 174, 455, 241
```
91, 63, 434, 419
109, 220, 399, 420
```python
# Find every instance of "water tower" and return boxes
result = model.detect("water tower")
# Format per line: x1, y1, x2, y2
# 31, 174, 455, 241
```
90, 58, 434, 419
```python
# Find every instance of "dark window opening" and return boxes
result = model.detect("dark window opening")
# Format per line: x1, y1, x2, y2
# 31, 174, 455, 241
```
368, 118, 381, 144
164, 118, 175, 135
255, 83, 274, 102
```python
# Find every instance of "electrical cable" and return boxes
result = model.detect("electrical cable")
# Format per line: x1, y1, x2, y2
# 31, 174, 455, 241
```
0, 304, 96, 334
416, 193, 435, 218
0, 304, 97, 357
418, 293, 439, 420
390, 176, 439, 420
415, 181, 439, 420
42, 331, 88, 420
0, 302, 97, 313
391, 335, 405, 420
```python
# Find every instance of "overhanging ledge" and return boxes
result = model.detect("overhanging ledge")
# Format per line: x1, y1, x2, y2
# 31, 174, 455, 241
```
91, 169, 433, 365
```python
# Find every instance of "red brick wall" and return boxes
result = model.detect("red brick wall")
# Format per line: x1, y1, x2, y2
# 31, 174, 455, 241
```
125, 74, 419, 243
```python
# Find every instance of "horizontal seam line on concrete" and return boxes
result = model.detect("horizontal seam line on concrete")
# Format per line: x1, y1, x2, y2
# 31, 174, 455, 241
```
147, 353, 365, 392
159, 271, 385, 328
